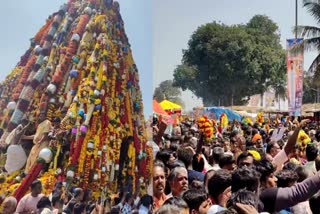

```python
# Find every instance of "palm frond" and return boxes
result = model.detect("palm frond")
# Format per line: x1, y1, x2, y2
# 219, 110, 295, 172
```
291, 37, 320, 55
303, 1, 320, 24
293, 25, 320, 38
308, 54, 320, 73
303, 37, 320, 51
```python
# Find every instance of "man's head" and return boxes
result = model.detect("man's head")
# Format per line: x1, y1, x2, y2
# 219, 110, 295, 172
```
153, 161, 166, 197
219, 154, 236, 171
230, 132, 246, 152
231, 167, 261, 194
52, 117, 61, 129
168, 166, 188, 197
31, 180, 42, 196
266, 142, 281, 157
74, 188, 84, 201
177, 147, 194, 168
183, 189, 211, 214
255, 159, 277, 188
276, 170, 299, 188
1, 196, 17, 214
36, 196, 51, 210
73, 203, 86, 214
211, 147, 224, 165
237, 151, 254, 168
52, 193, 63, 209
226, 189, 261, 213
208, 169, 232, 206
159, 197, 189, 214
306, 143, 318, 162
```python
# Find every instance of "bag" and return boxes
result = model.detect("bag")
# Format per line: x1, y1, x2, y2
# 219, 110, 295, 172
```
5, 144, 27, 174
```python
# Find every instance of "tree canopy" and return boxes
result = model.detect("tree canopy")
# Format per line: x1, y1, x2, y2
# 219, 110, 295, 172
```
153, 80, 184, 107
173, 15, 286, 106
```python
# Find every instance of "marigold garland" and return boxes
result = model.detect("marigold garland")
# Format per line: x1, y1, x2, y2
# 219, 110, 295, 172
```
0, 0, 150, 200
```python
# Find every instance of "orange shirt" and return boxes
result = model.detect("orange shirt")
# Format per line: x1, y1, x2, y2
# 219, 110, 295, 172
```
153, 193, 169, 210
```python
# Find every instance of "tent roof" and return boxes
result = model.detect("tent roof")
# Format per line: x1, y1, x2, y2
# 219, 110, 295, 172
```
160, 100, 182, 110
204, 107, 242, 121
153, 100, 168, 116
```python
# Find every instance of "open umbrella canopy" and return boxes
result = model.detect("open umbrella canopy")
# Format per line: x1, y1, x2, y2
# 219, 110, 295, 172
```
204, 107, 242, 121
153, 100, 168, 116
160, 100, 182, 111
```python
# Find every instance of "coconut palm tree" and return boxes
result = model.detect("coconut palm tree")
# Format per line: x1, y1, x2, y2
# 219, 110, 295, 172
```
295, 0, 320, 81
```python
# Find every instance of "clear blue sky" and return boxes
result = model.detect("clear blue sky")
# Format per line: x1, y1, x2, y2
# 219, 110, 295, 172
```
0, 0, 152, 116
153, 0, 318, 110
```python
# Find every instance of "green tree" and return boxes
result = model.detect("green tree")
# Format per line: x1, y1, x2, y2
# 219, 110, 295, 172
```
153, 80, 184, 107
174, 16, 286, 106
303, 74, 318, 103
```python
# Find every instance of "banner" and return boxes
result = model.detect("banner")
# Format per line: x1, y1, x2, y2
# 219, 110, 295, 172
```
287, 38, 304, 116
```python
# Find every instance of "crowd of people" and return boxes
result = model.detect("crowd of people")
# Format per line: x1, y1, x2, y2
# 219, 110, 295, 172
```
151, 115, 320, 214
3, 112, 320, 213
0, 178, 154, 214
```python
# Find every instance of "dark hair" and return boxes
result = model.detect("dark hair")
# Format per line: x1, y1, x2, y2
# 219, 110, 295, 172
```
231, 167, 261, 193
306, 143, 318, 161
177, 147, 194, 168
266, 142, 277, 154
31, 180, 41, 190
219, 154, 235, 169
140, 194, 153, 207
230, 131, 239, 140
182, 189, 208, 211
255, 159, 276, 183
168, 160, 185, 170
216, 210, 238, 214
190, 180, 205, 191
208, 169, 232, 202
52, 193, 61, 206
170, 142, 179, 152
236, 151, 254, 166
192, 153, 205, 172
227, 189, 263, 212
156, 149, 173, 166
295, 166, 309, 182
276, 170, 299, 188
163, 196, 188, 209
211, 147, 224, 164
107, 207, 120, 214
73, 203, 86, 213
37, 196, 51, 209
74, 188, 83, 198
283, 162, 298, 171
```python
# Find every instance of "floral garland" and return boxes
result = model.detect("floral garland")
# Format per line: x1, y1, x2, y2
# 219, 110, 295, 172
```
0, 0, 150, 200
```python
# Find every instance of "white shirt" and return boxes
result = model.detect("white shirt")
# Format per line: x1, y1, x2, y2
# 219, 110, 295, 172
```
139, 205, 149, 214
207, 205, 226, 214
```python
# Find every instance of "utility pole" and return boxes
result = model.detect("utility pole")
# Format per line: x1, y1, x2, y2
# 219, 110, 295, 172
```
295, 0, 298, 39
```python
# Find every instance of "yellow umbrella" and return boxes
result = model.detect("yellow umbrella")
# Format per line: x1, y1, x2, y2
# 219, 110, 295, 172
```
160, 100, 182, 110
